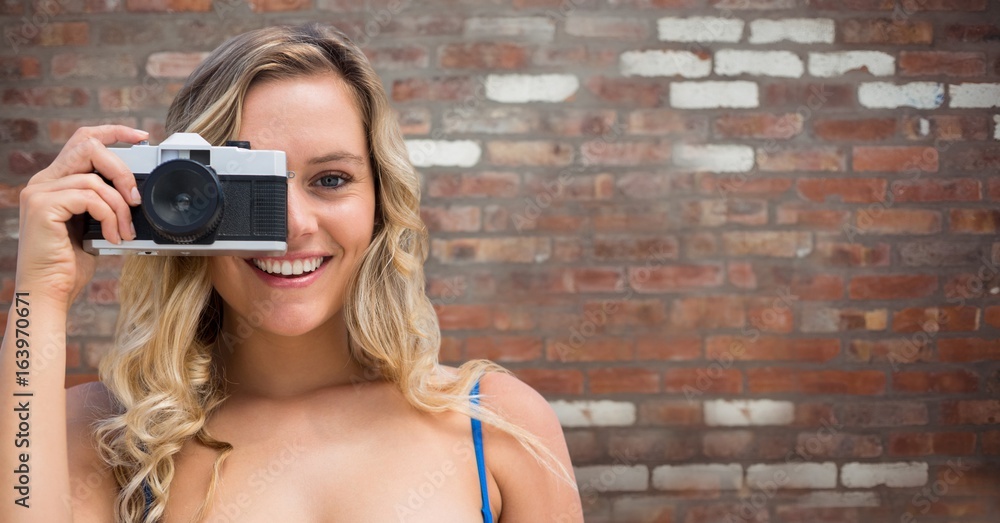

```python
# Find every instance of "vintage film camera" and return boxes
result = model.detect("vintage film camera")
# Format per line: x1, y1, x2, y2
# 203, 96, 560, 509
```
83, 133, 288, 256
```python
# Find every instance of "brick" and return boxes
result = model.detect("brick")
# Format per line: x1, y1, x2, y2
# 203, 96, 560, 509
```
532, 45, 617, 69
636, 336, 701, 361
983, 431, 1000, 455
838, 402, 928, 427
427, 172, 519, 198
712, 0, 795, 7
682, 198, 766, 227
407, 140, 481, 168
706, 336, 839, 362
247, 0, 309, 10
620, 50, 711, 78
8, 21, 89, 47
652, 464, 742, 491
941, 400, 1000, 425
125, 0, 212, 11
946, 24, 1000, 43
714, 113, 803, 140
748, 18, 835, 44
800, 306, 887, 333
702, 430, 754, 459
841, 462, 928, 488
747, 368, 886, 395
431, 237, 550, 264
746, 462, 837, 489
593, 236, 678, 262
808, 51, 895, 77
51, 53, 137, 80
715, 50, 804, 78
889, 432, 973, 456
585, 76, 664, 107
98, 83, 182, 112
47, 117, 137, 144
704, 399, 795, 426
364, 46, 429, 70
796, 432, 883, 459
892, 179, 980, 202
854, 146, 939, 173
657, 16, 744, 42
610, 497, 675, 522
786, 273, 844, 300
900, 0, 987, 10
859, 82, 944, 109
841, 19, 933, 44
949, 83, 1000, 108
893, 370, 979, 394
939, 339, 1000, 362
439, 43, 528, 70
464, 16, 555, 41
900, 51, 986, 77
0, 119, 38, 143
391, 76, 476, 102
566, 16, 648, 40
629, 264, 723, 292
670, 81, 759, 109
466, 335, 542, 363
507, 267, 624, 294
722, 231, 812, 258
485, 74, 579, 103
797, 178, 886, 203
550, 400, 636, 427
986, 306, 1000, 328
638, 400, 702, 426
145, 52, 208, 78
486, 141, 572, 166
848, 274, 938, 300
582, 140, 671, 166
892, 306, 980, 332
575, 465, 649, 492
608, 429, 699, 463
547, 338, 634, 363
514, 368, 583, 395
854, 209, 942, 235
903, 114, 991, 141
758, 147, 845, 172
673, 144, 753, 173
629, 110, 707, 136
898, 241, 987, 268
813, 118, 895, 141
663, 367, 742, 394
948, 209, 1000, 234
668, 296, 745, 330
0, 56, 40, 81
951, 145, 1000, 170
776, 206, 850, 230
589, 368, 659, 394
764, 82, 854, 108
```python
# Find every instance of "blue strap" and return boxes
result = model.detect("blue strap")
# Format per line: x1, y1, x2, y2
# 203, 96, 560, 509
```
142, 479, 152, 516
470, 381, 493, 523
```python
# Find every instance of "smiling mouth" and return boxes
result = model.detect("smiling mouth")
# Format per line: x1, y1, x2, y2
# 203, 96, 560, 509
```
248, 256, 331, 277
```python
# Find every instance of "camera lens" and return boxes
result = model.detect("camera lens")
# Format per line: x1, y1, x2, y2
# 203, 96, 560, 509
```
142, 159, 224, 243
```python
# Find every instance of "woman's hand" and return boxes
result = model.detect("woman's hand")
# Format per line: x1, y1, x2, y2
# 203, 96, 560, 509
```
14, 125, 148, 310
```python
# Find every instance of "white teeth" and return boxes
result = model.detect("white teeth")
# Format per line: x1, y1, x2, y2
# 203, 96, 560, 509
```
251, 256, 325, 276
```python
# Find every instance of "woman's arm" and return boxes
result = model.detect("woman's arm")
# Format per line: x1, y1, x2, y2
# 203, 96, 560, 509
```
480, 372, 583, 522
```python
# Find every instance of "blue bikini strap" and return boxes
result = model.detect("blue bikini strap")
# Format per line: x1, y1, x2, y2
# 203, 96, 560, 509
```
470, 380, 493, 523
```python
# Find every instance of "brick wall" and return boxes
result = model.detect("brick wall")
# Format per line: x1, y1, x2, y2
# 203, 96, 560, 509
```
2, 1, 1000, 521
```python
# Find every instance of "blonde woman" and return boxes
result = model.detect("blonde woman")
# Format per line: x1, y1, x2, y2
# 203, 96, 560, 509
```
2, 24, 581, 522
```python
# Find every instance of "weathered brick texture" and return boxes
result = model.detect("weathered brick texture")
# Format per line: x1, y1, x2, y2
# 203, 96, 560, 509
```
2, 0, 999, 521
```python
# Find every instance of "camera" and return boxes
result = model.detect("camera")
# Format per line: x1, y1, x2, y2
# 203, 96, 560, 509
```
83, 133, 288, 256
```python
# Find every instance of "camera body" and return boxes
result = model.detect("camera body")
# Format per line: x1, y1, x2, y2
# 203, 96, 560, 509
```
83, 133, 288, 256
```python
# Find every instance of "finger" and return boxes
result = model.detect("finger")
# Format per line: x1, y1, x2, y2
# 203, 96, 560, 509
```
35, 126, 148, 186
38, 137, 141, 208
31, 187, 121, 245
38, 172, 135, 241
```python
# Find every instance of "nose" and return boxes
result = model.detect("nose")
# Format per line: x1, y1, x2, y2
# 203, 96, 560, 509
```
285, 182, 318, 240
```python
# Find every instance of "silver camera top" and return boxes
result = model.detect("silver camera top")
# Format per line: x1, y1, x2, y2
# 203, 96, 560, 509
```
111, 132, 287, 177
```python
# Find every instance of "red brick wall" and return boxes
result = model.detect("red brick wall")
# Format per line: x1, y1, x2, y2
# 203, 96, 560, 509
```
2, 1, 1000, 521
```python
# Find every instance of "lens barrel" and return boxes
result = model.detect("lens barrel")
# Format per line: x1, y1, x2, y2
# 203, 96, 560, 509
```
141, 158, 224, 243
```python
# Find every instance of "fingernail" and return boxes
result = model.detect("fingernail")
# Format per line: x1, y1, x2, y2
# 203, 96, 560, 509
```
131, 187, 141, 205
135, 128, 149, 135
129, 223, 136, 240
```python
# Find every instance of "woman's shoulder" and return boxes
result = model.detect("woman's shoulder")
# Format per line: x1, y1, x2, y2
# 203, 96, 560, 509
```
66, 380, 116, 421
65, 380, 119, 520
476, 371, 564, 438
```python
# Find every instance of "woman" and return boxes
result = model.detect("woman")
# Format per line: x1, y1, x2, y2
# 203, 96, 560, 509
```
3, 23, 581, 522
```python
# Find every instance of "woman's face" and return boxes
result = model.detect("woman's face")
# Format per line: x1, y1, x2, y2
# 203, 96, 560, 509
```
208, 73, 376, 338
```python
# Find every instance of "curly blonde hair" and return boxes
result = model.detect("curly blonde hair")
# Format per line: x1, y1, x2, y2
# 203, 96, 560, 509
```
93, 23, 568, 523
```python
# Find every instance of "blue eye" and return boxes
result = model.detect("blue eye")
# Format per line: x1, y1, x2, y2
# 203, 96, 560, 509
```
316, 174, 347, 189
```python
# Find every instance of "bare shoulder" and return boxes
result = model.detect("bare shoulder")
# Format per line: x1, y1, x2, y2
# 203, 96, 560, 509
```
65, 381, 118, 521
477, 371, 583, 522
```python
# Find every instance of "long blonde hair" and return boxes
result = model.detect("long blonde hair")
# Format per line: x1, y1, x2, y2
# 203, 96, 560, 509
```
94, 23, 569, 523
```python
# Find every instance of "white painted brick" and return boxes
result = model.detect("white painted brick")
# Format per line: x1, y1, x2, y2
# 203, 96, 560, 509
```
746, 462, 837, 489
673, 144, 754, 173
796, 491, 881, 508
550, 400, 636, 427
749, 18, 835, 44
918, 117, 931, 137
950, 83, 1000, 108
809, 51, 895, 78
658, 16, 744, 42
620, 50, 711, 78
464, 17, 555, 42
485, 74, 579, 103
994, 115, 1000, 141
405, 140, 480, 168
704, 399, 795, 426
575, 465, 649, 492
716, 50, 804, 78
858, 82, 944, 109
841, 462, 928, 488
670, 81, 759, 109
652, 464, 743, 491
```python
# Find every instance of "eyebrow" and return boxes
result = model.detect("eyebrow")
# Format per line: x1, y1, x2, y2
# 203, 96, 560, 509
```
308, 151, 366, 166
